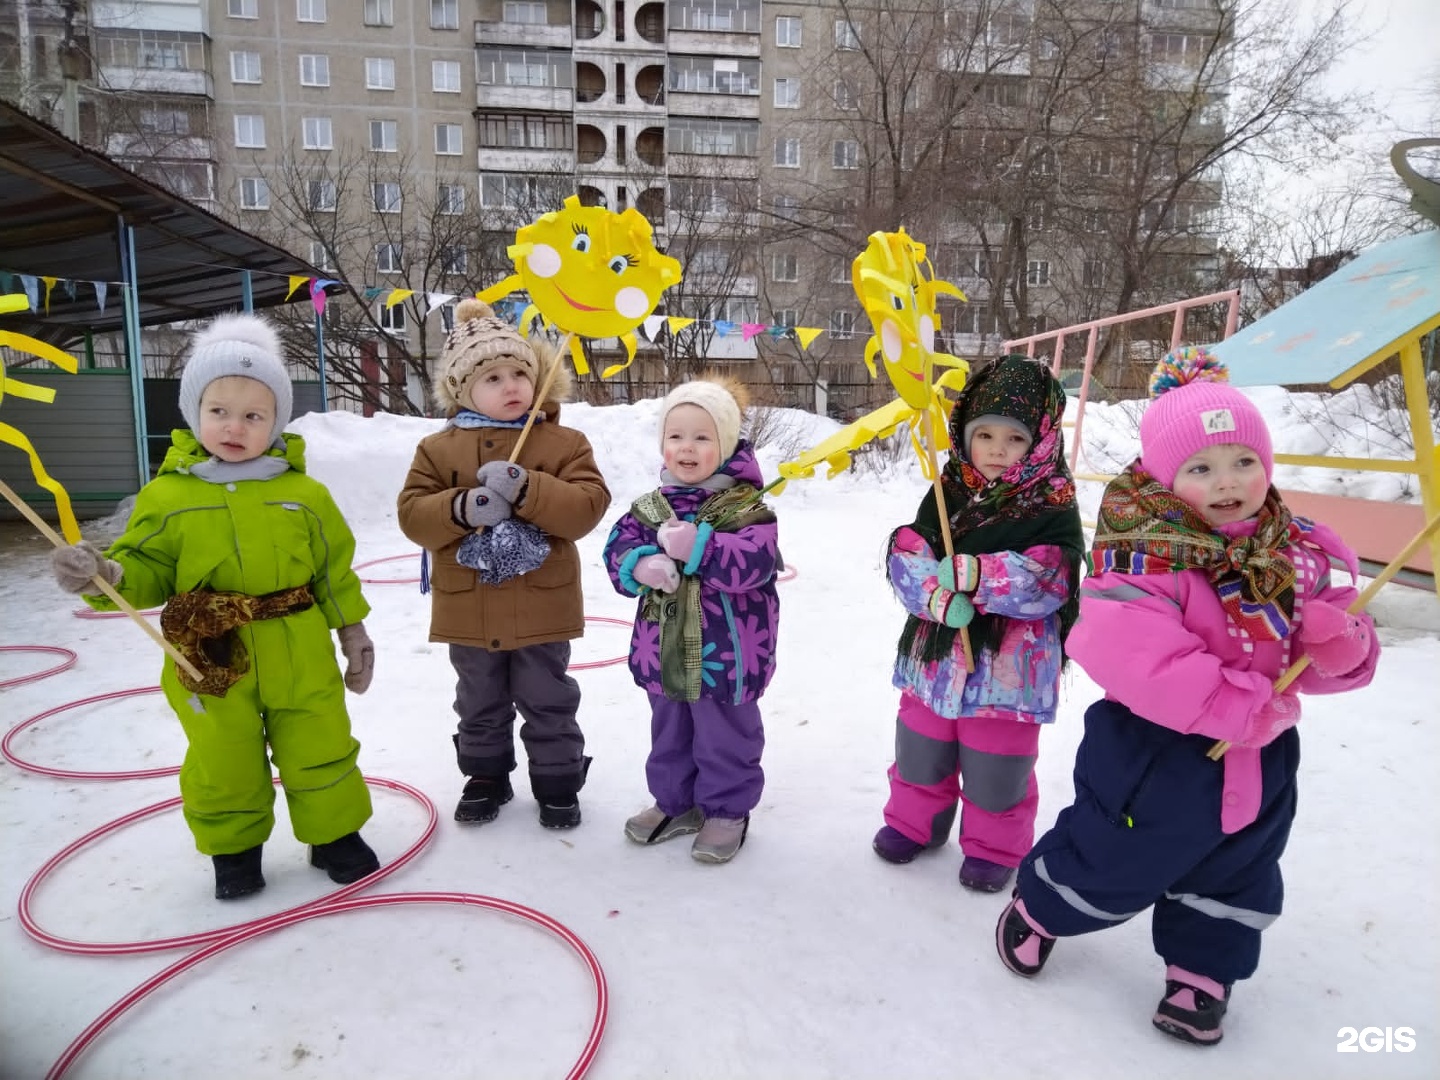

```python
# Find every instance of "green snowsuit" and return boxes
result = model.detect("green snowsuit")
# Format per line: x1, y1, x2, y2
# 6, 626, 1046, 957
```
88, 431, 372, 855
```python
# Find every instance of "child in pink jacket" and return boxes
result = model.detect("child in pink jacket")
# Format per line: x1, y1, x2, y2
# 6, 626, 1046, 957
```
995, 348, 1379, 1046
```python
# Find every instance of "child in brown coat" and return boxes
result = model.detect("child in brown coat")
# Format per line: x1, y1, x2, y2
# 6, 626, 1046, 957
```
397, 300, 611, 827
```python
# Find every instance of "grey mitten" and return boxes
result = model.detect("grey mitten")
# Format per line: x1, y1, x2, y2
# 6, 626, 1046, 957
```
51, 541, 122, 594
454, 486, 512, 529
336, 622, 375, 694
476, 460, 527, 505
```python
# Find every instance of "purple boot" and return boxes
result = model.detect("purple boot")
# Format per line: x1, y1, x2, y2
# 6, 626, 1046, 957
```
872, 825, 927, 864
959, 856, 1015, 893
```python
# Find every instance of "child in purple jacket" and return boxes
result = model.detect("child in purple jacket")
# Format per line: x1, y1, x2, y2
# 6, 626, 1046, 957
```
873, 355, 1084, 893
602, 376, 780, 864
996, 348, 1380, 1046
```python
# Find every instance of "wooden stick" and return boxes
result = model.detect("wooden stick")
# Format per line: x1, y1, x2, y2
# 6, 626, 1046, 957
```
921, 408, 975, 673
1207, 510, 1440, 761
508, 331, 572, 465
0, 478, 204, 683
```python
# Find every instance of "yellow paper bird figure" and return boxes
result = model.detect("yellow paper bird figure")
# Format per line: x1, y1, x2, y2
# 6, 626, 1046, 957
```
0, 294, 83, 542
478, 195, 683, 378
778, 229, 969, 483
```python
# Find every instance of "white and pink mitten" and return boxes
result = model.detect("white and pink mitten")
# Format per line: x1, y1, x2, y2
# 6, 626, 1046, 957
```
1297, 600, 1373, 676
656, 518, 699, 563
1236, 692, 1301, 749
633, 553, 681, 594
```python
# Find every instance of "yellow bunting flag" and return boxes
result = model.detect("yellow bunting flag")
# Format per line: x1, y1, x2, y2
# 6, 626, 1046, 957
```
794, 327, 825, 350
285, 275, 309, 301
667, 317, 696, 336
385, 289, 414, 309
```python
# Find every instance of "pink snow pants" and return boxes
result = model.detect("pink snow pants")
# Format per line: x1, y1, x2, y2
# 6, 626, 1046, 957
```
882, 691, 1040, 867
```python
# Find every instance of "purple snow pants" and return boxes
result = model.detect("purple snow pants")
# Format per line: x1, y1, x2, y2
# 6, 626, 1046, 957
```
646, 692, 764, 820
882, 691, 1040, 868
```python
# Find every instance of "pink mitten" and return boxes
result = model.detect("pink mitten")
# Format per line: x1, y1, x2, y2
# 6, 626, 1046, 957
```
633, 553, 681, 594
1298, 600, 1372, 676
656, 518, 699, 562
1236, 693, 1301, 749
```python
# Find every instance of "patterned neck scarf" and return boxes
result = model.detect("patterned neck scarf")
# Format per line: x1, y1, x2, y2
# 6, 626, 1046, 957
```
1093, 462, 1301, 639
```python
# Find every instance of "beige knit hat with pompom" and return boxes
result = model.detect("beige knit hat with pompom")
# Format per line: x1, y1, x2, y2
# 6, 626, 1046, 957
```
437, 298, 539, 411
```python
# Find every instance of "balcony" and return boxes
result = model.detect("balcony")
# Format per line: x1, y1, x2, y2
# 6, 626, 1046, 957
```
476, 20, 571, 49
96, 64, 212, 96
477, 146, 573, 173
477, 84, 574, 111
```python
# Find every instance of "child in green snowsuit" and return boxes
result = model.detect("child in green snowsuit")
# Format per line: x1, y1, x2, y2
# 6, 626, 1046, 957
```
51, 314, 379, 900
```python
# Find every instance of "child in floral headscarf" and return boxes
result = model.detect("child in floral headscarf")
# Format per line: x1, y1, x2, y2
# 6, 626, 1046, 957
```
996, 347, 1379, 1047
872, 354, 1084, 893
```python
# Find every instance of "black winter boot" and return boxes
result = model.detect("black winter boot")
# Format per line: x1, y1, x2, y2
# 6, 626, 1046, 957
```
213, 845, 265, 900
532, 757, 591, 830
309, 831, 380, 884
455, 775, 514, 824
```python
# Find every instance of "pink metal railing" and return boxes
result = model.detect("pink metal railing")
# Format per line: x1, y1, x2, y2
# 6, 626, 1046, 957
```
1003, 289, 1241, 470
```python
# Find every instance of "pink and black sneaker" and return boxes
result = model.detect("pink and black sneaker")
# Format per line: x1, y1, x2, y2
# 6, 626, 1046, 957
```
1152, 967, 1230, 1046
995, 894, 1055, 977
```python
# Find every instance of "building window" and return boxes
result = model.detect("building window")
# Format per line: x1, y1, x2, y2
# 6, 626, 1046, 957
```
1089, 151, 1113, 176
774, 309, 798, 329
229, 51, 261, 83
234, 115, 265, 148
299, 54, 330, 87
830, 260, 848, 284
1082, 259, 1106, 289
834, 197, 857, 226
982, 81, 1025, 108
775, 16, 801, 48
228, 0, 257, 17
440, 246, 469, 274
302, 116, 333, 149
772, 253, 798, 282
479, 112, 573, 150
504, 1, 546, 23
369, 119, 398, 151
669, 117, 758, 156
308, 180, 337, 212
832, 139, 859, 170
376, 243, 403, 273
1096, 30, 1121, 61
364, 0, 394, 26
669, 56, 761, 96
431, 0, 459, 30
438, 183, 466, 214
378, 301, 407, 332
297, 0, 326, 24
139, 108, 189, 135
773, 78, 800, 108
1150, 32, 1211, 66
1026, 203, 1048, 231
1026, 260, 1050, 286
432, 60, 461, 92
239, 177, 269, 209
439, 304, 457, 331
435, 123, 463, 155
372, 182, 402, 213
477, 47, 573, 89
1084, 210, 1106, 233
772, 193, 799, 221
774, 137, 800, 168
829, 310, 856, 339
834, 80, 856, 110
366, 57, 395, 90
309, 240, 334, 271
835, 20, 860, 50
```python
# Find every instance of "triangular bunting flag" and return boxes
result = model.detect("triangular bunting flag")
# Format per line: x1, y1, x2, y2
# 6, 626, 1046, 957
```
309, 279, 329, 316
795, 327, 825, 349
667, 316, 695, 335
741, 322, 767, 341
642, 315, 666, 342
713, 320, 736, 338
93, 281, 108, 312
386, 289, 414, 309
19, 275, 39, 313
362, 287, 383, 301
285, 275, 309, 301
41, 276, 57, 313
426, 291, 456, 313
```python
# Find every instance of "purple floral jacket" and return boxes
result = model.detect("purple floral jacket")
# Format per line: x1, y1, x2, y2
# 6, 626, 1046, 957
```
602, 442, 780, 705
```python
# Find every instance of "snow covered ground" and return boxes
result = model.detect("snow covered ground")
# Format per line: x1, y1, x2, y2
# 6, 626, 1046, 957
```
1, 383, 1436, 1079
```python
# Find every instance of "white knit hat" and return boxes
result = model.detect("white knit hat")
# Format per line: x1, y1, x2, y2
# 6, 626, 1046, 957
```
660, 378, 745, 462
178, 313, 293, 448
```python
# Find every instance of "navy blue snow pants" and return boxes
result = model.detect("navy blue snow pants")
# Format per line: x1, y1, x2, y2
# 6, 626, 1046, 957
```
1017, 698, 1299, 985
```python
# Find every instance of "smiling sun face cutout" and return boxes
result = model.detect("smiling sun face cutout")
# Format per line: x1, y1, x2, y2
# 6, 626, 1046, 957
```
478, 195, 682, 377
852, 229, 967, 410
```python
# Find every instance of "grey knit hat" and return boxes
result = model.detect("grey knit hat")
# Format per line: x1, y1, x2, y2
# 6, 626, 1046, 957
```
178, 313, 293, 447
437, 298, 539, 413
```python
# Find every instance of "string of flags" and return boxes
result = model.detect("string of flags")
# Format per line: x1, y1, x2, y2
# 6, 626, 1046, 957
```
2, 267, 834, 352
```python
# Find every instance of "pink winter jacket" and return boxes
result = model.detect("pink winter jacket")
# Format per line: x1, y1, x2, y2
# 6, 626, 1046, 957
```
1067, 519, 1379, 833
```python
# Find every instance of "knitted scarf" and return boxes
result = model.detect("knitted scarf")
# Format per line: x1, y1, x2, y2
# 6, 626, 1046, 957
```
1092, 462, 1301, 640
895, 365, 1084, 667
631, 485, 776, 702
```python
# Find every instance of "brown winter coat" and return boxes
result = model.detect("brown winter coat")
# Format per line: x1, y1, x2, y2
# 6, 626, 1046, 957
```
396, 397, 611, 651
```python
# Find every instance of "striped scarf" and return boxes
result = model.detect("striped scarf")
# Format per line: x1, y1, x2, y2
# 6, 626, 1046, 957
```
1092, 463, 1302, 640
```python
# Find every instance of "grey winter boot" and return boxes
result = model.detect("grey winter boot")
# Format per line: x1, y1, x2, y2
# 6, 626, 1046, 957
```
625, 805, 704, 845
690, 814, 749, 864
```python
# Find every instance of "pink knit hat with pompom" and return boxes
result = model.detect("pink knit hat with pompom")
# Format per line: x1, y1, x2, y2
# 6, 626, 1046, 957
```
1139, 347, 1273, 488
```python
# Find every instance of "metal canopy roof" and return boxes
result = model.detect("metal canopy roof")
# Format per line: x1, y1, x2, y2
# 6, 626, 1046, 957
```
0, 101, 316, 345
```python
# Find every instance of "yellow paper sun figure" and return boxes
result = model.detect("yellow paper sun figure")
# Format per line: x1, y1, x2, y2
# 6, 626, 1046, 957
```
479, 195, 682, 378
0, 293, 83, 542
780, 229, 970, 482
